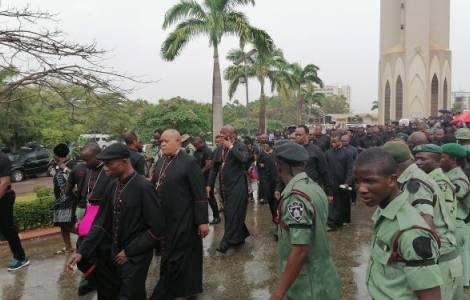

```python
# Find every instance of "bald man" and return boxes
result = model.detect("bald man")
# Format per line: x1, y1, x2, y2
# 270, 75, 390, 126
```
209, 125, 251, 253
151, 129, 209, 299
407, 131, 429, 151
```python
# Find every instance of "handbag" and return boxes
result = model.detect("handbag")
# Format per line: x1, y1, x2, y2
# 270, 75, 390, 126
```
76, 204, 100, 237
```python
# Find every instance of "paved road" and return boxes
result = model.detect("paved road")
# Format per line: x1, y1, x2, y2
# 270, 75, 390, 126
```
1, 201, 469, 299
12, 177, 52, 196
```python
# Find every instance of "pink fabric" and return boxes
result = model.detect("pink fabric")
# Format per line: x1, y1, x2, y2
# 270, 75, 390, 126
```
77, 204, 100, 237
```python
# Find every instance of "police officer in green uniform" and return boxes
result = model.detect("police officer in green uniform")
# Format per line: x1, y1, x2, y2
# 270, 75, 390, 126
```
413, 144, 464, 300
441, 143, 470, 287
355, 148, 443, 300
383, 141, 436, 227
455, 128, 470, 146
270, 142, 341, 300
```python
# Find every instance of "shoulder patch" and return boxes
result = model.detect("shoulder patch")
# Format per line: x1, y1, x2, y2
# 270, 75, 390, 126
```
412, 237, 433, 259
287, 200, 305, 222
407, 180, 420, 194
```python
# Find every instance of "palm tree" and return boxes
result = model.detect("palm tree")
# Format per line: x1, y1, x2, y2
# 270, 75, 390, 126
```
225, 48, 291, 134
289, 63, 323, 125
371, 100, 379, 111
161, 0, 273, 140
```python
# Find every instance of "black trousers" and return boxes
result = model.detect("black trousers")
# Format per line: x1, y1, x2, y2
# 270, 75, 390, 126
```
328, 189, 351, 227
208, 188, 219, 218
0, 191, 26, 261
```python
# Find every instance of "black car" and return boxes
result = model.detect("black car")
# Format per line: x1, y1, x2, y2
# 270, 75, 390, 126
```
9, 147, 51, 182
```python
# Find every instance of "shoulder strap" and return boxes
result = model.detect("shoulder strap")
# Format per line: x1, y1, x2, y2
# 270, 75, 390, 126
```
389, 225, 441, 264
409, 178, 438, 206
456, 177, 470, 199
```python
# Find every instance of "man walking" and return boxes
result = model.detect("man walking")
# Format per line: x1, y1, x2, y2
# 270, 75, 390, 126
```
0, 150, 29, 271
209, 125, 250, 253
151, 130, 209, 299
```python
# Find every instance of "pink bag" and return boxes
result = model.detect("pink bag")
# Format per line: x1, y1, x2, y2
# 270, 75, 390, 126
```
76, 204, 100, 237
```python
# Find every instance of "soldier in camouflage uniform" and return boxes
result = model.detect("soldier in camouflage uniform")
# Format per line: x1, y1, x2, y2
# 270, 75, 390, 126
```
355, 148, 443, 299
414, 144, 463, 300
270, 142, 340, 300
441, 143, 470, 287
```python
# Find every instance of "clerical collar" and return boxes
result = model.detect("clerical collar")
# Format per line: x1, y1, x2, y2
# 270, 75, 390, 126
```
166, 149, 181, 159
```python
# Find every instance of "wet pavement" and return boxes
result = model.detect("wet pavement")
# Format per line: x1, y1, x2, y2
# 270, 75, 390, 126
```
2, 201, 470, 300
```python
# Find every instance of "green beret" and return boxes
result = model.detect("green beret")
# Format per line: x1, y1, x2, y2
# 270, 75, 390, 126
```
274, 142, 308, 163
441, 143, 465, 158
412, 144, 442, 155
464, 145, 470, 155
396, 132, 409, 141
383, 141, 412, 163
456, 128, 470, 140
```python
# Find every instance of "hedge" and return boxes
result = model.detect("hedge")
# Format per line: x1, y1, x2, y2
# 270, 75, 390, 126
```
13, 187, 55, 231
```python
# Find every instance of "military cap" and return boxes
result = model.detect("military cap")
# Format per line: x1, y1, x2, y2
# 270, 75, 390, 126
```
274, 142, 308, 163
396, 132, 409, 141
464, 145, 470, 155
441, 143, 465, 158
456, 128, 470, 140
383, 141, 412, 163
412, 144, 442, 155
96, 143, 130, 161
181, 134, 191, 143
53, 143, 70, 158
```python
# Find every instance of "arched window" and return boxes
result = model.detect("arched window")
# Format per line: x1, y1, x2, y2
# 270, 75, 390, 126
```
443, 78, 448, 110
385, 81, 391, 124
431, 74, 439, 116
395, 76, 403, 119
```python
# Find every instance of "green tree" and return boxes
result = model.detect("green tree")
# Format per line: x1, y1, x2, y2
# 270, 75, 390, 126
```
288, 63, 323, 125
371, 100, 378, 111
321, 95, 350, 114
225, 48, 291, 134
161, 0, 273, 139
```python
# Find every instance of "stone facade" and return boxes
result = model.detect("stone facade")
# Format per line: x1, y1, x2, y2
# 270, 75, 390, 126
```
378, 0, 452, 124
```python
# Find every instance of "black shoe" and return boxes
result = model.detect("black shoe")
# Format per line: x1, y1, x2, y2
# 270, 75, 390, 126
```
216, 244, 230, 254
210, 217, 221, 225
78, 278, 95, 296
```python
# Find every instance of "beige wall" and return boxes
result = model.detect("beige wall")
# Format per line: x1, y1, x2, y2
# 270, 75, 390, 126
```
378, 0, 451, 124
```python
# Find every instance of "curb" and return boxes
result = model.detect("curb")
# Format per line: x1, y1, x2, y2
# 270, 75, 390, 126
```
0, 227, 61, 245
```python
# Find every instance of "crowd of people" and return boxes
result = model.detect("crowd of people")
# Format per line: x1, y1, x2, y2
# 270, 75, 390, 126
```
2, 118, 470, 299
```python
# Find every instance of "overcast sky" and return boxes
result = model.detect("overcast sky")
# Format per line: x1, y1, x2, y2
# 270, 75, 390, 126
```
5, 0, 470, 113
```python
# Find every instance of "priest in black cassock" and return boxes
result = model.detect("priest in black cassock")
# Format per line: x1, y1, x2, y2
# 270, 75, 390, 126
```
67, 143, 165, 300
150, 129, 209, 300
209, 125, 251, 254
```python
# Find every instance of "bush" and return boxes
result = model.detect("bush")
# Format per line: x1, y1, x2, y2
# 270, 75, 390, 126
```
14, 188, 55, 231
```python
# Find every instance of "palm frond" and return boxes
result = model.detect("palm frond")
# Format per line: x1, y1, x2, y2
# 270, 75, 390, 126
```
161, 19, 209, 61
163, 0, 207, 29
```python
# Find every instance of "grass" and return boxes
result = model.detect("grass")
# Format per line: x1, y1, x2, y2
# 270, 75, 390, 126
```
16, 193, 37, 203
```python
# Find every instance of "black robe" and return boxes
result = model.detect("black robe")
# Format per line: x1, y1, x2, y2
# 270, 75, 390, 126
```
303, 143, 330, 190
151, 151, 208, 299
129, 149, 146, 175
209, 141, 250, 248
258, 150, 278, 220
325, 147, 354, 227
78, 173, 165, 300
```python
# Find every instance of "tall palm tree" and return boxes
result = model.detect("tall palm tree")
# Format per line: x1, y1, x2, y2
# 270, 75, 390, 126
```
161, 0, 273, 140
289, 63, 323, 125
225, 48, 291, 134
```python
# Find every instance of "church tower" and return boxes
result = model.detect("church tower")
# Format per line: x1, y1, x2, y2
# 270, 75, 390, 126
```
378, 0, 451, 124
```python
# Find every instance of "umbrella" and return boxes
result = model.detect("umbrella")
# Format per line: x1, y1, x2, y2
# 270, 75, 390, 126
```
450, 111, 470, 124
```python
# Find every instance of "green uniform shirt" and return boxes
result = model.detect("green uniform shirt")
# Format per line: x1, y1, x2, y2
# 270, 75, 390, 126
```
367, 192, 443, 299
428, 168, 458, 255
277, 172, 341, 300
446, 167, 470, 225
398, 164, 436, 217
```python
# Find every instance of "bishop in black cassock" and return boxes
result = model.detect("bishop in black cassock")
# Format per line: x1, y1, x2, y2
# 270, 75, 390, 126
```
150, 129, 209, 300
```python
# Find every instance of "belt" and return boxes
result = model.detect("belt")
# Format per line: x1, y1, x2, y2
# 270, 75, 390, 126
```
439, 250, 460, 263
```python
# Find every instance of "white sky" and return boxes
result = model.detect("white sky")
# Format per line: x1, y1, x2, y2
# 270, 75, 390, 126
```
5, 0, 470, 113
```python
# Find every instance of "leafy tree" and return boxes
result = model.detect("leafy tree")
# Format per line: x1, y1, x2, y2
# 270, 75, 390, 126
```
161, 0, 273, 139
321, 95, 350, 114
225, 48, 291, 134
288, 63, 323, 124
371, 100, 379, 111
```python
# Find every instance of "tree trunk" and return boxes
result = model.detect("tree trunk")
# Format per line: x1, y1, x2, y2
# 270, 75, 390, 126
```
296, 89, 303, 125
259, 81, 266, 134
212, 45, 223, 142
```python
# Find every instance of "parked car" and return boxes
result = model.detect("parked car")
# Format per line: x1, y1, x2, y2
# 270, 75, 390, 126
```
9, 147, 50, 182
79, 134, 118, 149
